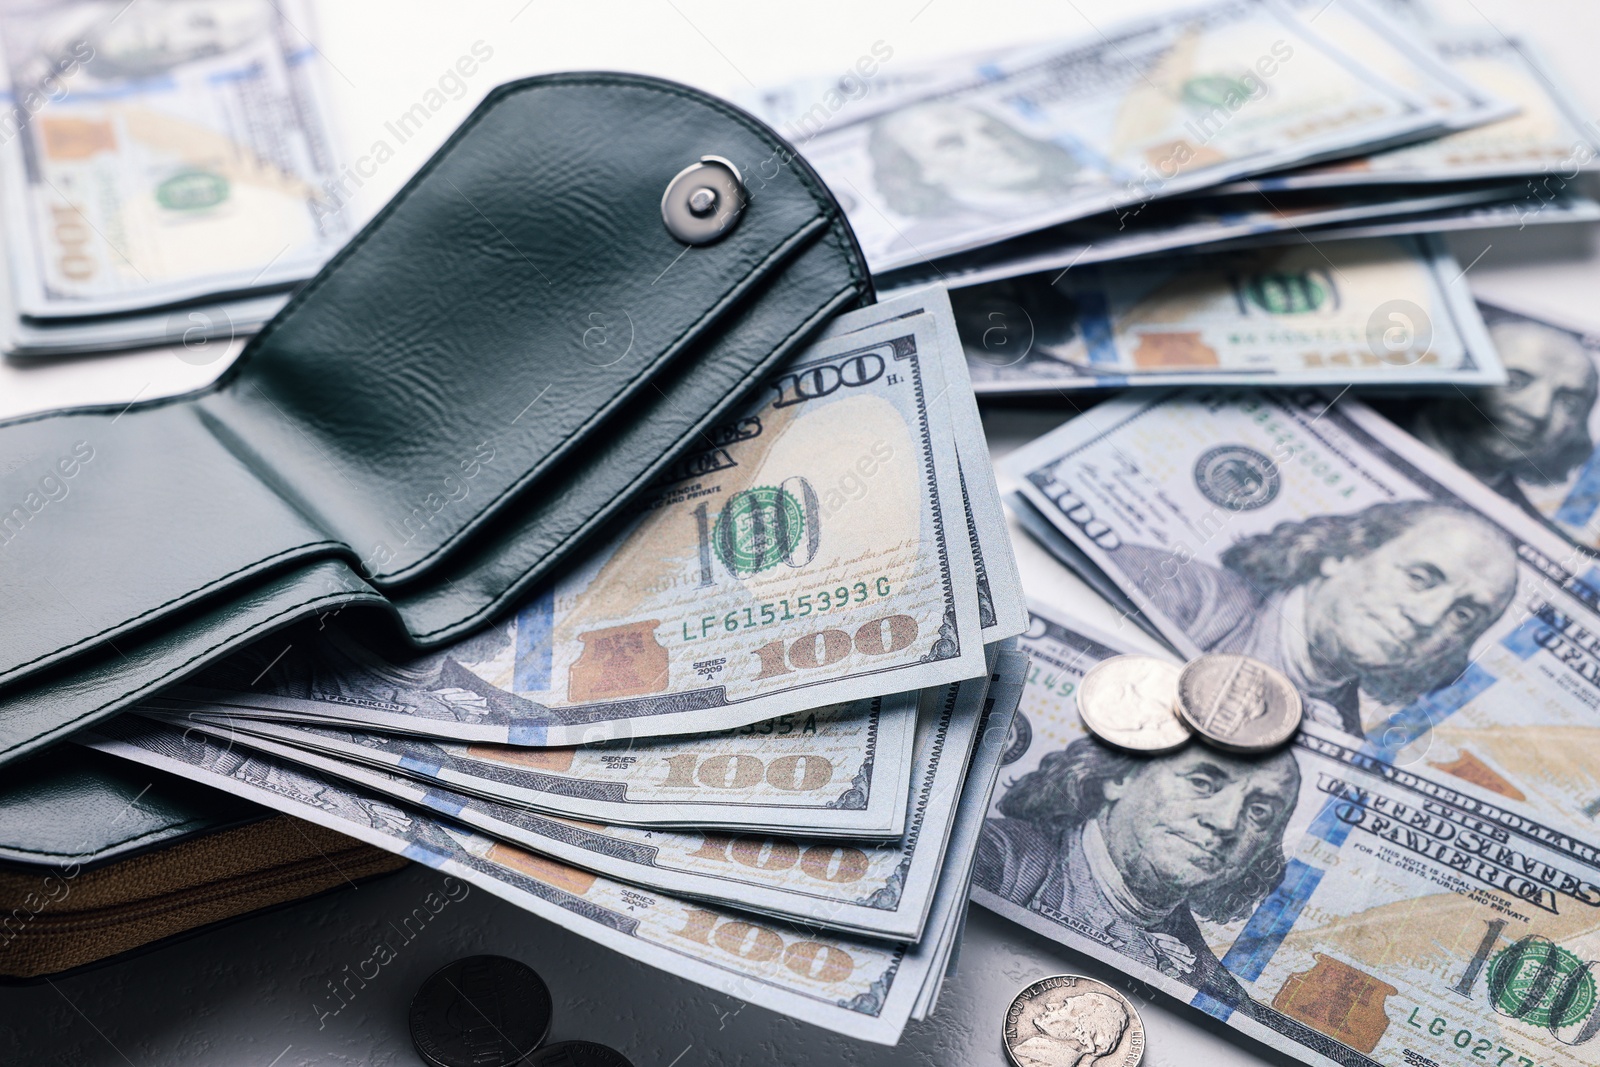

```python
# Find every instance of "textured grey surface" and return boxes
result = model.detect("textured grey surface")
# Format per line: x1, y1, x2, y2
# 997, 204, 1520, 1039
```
0, 864, 1292, 1066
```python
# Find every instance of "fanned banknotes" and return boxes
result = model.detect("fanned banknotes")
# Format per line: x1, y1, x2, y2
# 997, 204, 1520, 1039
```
953, 235, 1504, 392
156, 691, 921, 837
826, 287, 1028, 640
1006, 390, 1600, 824
0, 0, 344, 318
160, 299, 1004, 746
978, 601, 1600, 1067
1277, 0, 1512, 132
795, 0, 1445, 272
85, 648, 1028, 1043
1180, 189, 1600, 257
152, 672, 988, 938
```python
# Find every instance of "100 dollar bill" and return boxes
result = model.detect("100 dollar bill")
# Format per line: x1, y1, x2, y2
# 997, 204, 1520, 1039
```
979, 602, 1600, 1067
825, 288, 1027, 639
158, 668, 1001, 940
83, 713, 979, 1045
799, 0, 1441, 271
1007, 390, 1600, 826
953, 235, 1504, 391
170, 302, 992, 746
157, 690, 919, 837
880, 182, 1519, 294
1385, 302, 1600, 559
1235, 33, 1600, 189
0, 0, 343, 317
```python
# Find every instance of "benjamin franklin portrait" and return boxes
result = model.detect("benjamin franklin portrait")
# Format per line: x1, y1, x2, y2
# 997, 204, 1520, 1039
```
1402, 307, 1600, 546
868, 101, 1081, 221
977, 738, 1300, 1015
1117, 499, 1519, 735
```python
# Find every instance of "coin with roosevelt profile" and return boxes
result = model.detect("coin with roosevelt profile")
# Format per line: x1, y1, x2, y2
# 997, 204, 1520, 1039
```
1176, 653, 1302, 753
1004, 974, 1145, 1067
1075, 655, 1191, 753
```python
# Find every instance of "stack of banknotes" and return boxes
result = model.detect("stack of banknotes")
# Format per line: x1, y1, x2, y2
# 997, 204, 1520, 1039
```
748, 0, 1600, 351
83, 291, 1037, 1045
990, 384, 1600, 1067
0, 0, 344, 356
730, 1, 1600, 1061
9, 0, 1599, 361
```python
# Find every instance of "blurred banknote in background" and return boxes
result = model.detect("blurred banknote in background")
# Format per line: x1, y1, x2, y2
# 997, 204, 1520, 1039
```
0, 0, 342, 354
951, 235, 1504, 391
793, 0, 1446, 272
881, 182, 1524, 292
0, 0, 343, 316
1233, 33, 1600, 189
1386, 303, 1600, 555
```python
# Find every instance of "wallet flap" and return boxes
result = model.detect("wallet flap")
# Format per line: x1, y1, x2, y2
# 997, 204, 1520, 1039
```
202, 74, 857, 584
0, 73, 868, 707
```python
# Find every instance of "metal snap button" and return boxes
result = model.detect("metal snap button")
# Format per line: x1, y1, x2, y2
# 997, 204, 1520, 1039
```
662, 156, 744, 245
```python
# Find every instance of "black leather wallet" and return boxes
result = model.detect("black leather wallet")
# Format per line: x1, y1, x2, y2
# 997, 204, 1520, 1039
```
0, 72, 871, 768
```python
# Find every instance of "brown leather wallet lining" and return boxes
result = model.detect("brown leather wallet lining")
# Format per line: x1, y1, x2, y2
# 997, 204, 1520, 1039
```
0, 814, 408, 978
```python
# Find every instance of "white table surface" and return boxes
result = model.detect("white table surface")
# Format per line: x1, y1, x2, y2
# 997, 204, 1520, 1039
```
1, 1, 1596, 1063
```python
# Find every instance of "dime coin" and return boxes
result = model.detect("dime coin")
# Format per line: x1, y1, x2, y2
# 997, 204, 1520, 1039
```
527, 1041, 635, 1067
409, 955, 552, 1067
1176, 653, 1302, 752
1004, 974, 1145, 1067
1076, 655, 1191, 753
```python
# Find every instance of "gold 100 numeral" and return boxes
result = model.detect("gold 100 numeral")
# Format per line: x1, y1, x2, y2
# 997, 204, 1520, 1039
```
687, 834, 870, 884
752, 613, 918, 679
660, 753, 834, 791
675, 907, 855, 983
51, 204, 96, 281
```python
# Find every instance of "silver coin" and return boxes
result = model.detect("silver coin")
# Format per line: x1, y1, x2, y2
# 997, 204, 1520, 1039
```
1004, 975, 1145, 1067
1076, 655, 1191, 753
1176, 653, 1302, 752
